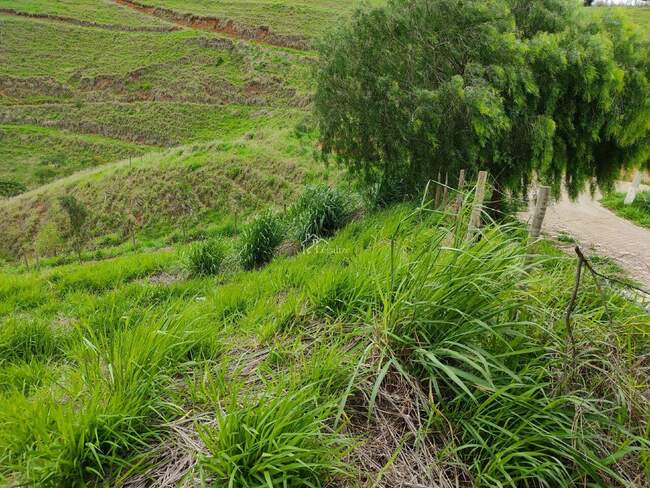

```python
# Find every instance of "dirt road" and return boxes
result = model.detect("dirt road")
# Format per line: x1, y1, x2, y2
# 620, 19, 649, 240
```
523, 182, 650, 288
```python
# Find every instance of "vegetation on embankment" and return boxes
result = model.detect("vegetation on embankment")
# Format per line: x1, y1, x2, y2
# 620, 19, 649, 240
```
0, 124, 151, 188
0, 122, 330, 261
0, 0, 171, 27
601, 190, 650, 229
0, 198, 648, 486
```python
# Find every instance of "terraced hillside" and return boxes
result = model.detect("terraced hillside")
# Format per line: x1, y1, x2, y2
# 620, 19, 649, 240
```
2, 0, 649, 261
0, 0, 326, 259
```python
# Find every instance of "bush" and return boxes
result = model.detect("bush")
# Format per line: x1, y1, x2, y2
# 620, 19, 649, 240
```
239, 211, 284, 270
0, 180, 27, 198
186, 238, 228, 276
291, 185, 354, 247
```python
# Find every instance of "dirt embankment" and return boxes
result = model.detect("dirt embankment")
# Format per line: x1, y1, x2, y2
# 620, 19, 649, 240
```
0, 7, 178, 32
112, 0, 311, 50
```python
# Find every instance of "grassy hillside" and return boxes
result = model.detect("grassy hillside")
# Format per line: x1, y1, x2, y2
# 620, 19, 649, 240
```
0, 11, 314, 211
0, 121, 329, 260
0, 124, 151, 188
0, 202, 647, 486
0, 0, 171, 27
124, 0, 383, 37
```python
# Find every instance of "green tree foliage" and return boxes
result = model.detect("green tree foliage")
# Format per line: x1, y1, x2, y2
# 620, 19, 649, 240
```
57, 195, 89, 262
314, 0, 650, 201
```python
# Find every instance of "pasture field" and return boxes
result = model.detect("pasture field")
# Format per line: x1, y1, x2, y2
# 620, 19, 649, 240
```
127, 0, 384, 37
0, 124, 150, 188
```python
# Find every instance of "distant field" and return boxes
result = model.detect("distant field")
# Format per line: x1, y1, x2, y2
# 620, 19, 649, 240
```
125, 0, 383, 37
0, 12, 314, 197
0, 0, 170, 27
588, 6, 650, 37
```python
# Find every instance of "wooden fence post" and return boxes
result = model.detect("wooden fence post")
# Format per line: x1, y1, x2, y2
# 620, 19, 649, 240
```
442, 172, 449, 207
454, 169, 466, 214
435, 171, 442, 207
466, 170, 488, 240
624, 170, 642, 205
528, 186, 550, 244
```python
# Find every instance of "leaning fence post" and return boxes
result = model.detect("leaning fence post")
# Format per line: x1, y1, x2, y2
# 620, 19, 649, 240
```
624, 170, 642, 205
528, 186, 550, 244
466, 170, 488, 240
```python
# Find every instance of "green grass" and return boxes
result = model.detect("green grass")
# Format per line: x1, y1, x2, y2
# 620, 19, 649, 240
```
0, 121, 331, 260
0, 16, 312, 103
0, 0, 171, 27
0, 124, 150, 188
601, 190, 650, 229
587, 5, 650, 39
0, 14, 315, 206
0, 202, 647, 486
134, 0, 384, 37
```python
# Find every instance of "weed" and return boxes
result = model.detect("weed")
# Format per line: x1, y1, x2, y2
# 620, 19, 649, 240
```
290, 185, 355, 247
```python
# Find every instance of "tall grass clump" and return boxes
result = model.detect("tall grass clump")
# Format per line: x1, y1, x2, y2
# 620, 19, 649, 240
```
290, 185, 355, 247
368, 208, 649, 486
199, 384, 349, 487
0, 316, 204, 486
240, 211, 284, 270
186, 238, 228, 276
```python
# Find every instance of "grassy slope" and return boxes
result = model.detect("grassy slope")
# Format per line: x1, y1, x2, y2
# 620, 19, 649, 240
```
122, 0, 384, 37
0, 0, 170, 27
0, 122, 330, 259
0, 13, 314, 209
0, 205, 647, 486
0, 124, 151, 188
601, 190, 650, 229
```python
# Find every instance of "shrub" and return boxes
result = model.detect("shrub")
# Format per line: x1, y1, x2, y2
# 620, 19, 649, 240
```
57, 195, 89, 262
186, 238, 227, 276
0, 180, 27, 198
239, 211, 284, 270
291, 185, 354, 247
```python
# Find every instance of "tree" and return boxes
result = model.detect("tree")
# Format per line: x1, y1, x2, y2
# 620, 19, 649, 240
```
57, 195, 89, 262
314, 0, 650, 205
